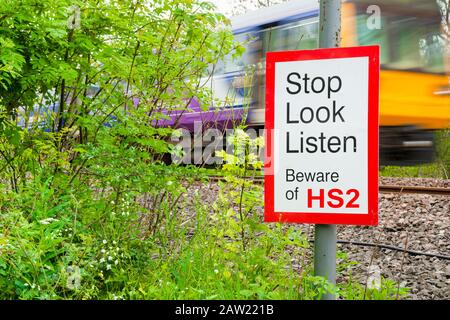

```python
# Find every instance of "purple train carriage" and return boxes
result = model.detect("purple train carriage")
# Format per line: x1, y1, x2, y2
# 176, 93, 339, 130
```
165, 0, 450, 166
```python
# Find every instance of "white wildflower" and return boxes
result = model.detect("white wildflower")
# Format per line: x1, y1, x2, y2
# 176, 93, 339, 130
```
38, 218, 58, 225
366, 265, 381, 290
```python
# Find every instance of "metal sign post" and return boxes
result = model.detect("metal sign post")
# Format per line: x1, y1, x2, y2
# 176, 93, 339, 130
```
264, 0, 379, 303
314, 224, 337, 299
314, 0, 341, 301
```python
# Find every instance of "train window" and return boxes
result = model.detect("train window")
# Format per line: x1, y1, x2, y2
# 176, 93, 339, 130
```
214, 19, 319, 76
355, 15, 390, 64
262, 18, 318, 53
418, 34, 444, 74
356, 12, 444, 73
214, 31, 262, 75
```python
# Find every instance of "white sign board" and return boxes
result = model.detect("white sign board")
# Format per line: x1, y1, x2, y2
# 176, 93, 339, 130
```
264, 46, 379, 225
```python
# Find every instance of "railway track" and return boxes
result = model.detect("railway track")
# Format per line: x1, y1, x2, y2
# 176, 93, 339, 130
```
207, 175, 450, 196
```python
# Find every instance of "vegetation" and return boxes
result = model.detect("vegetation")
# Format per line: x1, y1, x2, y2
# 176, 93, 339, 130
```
0, 0, 407, 300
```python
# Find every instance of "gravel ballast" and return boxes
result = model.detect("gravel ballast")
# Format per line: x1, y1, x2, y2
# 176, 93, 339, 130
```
183, 177, 449, 299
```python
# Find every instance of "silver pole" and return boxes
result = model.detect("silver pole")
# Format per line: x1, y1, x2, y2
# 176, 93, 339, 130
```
314, 224, 337, 299
318, 0, 342, 48
314, 0, 341, 300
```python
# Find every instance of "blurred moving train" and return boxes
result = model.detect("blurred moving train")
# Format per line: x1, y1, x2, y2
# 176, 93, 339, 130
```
17, 0, 450, 166
174, 0, 450, 166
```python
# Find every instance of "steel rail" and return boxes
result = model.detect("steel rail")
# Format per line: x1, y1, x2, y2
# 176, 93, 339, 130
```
207, 175, 450, 196
206, 175, 450, 259
305, 238, 450, 260
334, 239, 450, 261
378, 185, 450, 196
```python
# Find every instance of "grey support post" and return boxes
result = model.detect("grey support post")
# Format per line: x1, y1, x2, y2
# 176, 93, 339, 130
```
314, 0, 341, 300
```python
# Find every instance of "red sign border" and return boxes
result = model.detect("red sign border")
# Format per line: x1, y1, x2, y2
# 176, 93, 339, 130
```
264, 45, 379, 226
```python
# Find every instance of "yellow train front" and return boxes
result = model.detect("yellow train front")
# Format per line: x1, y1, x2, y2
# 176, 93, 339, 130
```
342, 0, 450, 166
224, 0, 450, 166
